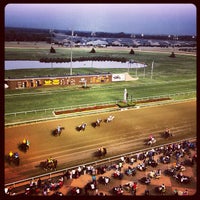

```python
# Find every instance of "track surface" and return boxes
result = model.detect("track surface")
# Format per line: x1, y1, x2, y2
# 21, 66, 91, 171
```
4, 100, 196, 184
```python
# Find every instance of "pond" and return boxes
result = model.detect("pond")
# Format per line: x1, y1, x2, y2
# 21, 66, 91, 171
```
5, 60, 147, 70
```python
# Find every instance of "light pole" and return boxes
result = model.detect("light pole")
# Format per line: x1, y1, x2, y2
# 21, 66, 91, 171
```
135, 67, 138, 77
70, 30, 74, 75
49, 29, 54, 45
49, 29, 54, 69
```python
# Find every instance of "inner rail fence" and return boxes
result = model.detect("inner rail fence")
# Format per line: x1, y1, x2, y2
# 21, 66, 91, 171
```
4, 137, 196, 190
5, 91, 196, 118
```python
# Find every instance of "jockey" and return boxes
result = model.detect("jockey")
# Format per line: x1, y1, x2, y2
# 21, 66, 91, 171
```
23, 138, 30, 146
57, 125, 61, 133
149, 135, 153, 140
14, 152, 19, 158
26, 139, 30, 146
9, 151, 13, 157
47, 157, 53, 163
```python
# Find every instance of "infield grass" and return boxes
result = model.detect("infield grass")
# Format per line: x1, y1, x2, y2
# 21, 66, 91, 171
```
4, 47, 196, 124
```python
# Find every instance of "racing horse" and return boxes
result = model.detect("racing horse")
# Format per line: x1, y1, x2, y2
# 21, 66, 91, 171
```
96, 147, 107, 157
40, 159, 57, 171
52, 126, 65, 136
91, 119, 102, 128
77, 123, 87, 132
106, 115, 115, 123
18, 139, 30, 152
7, 152, 20, 166
146, 136, 156, 146
95, 119, 102, 127
163, 128, 173, 138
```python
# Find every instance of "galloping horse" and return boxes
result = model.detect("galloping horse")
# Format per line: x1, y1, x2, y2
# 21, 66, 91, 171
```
77, 123, 87, 132
40, 159, 57, 171
163, 128, 173, 138
7, 152, 20, 166
19, 139, 30, 152
106, 115, 115, 123
95, 119, 102, 127
53, 126, 65, 136
146, 137, 156, 146
96, 147, 107, 157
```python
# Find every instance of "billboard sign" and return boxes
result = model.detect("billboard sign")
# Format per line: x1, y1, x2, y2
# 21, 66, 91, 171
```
112, 74, 125, 82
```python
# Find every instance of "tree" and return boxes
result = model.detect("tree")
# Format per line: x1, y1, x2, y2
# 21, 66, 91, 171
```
89, 48, 96, 53
50, 46, 56, 53
129, 49, 135, 55
169, 52, 176, 58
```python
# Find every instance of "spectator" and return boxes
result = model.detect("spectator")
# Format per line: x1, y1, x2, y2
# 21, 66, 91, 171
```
161, 183, 166, 194
145, 189, 150, 196
174, 189, 179, 196
37, 178, 42, 189
183, 189, 188, 196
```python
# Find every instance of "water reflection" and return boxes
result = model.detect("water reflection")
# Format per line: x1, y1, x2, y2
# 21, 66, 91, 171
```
5, 60, 147, 70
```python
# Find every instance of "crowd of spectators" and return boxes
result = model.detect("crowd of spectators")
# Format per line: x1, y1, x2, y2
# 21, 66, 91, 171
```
5, 139, 196, 196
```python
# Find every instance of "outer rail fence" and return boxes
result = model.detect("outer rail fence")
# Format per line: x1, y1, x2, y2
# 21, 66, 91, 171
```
5, 137, 196, 190
5, 91, 196, 125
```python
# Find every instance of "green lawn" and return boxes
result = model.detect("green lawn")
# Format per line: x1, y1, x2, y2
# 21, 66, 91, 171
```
4, 48, 196, 124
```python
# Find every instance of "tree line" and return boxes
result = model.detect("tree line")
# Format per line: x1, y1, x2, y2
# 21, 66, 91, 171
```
5, 27, 196, 42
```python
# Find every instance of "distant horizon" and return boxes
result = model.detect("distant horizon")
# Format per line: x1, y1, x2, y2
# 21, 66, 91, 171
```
5, 4, 196, 36
5, 26, 196, 37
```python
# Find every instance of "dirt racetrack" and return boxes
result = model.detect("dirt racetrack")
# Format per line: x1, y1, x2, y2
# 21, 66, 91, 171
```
5, 100, 196, 184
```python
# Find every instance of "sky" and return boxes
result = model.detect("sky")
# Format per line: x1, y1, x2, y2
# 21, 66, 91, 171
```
4, 3, 196, 35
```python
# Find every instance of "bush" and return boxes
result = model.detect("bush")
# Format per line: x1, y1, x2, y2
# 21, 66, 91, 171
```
117, 101, 136, 108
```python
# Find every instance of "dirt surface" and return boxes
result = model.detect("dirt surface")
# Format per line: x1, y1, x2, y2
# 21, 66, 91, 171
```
5, 101, 196, 185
